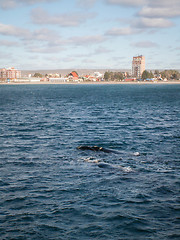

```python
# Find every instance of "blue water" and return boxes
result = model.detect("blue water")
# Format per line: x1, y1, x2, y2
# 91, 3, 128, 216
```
0, 84, 180, 240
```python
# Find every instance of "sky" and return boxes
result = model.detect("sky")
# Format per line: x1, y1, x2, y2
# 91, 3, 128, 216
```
0, 0, 180, 70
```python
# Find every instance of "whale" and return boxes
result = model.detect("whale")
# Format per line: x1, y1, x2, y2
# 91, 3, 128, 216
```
77, 145, 120, 154
77, 145, 140, 157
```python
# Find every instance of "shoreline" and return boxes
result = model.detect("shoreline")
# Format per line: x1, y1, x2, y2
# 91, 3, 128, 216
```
0, 80, 180, 85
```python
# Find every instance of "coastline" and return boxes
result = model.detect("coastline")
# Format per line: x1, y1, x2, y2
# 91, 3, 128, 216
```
0, 80, 180, 85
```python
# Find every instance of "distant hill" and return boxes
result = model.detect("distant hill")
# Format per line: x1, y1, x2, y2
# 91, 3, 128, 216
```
21, 69, 131, 77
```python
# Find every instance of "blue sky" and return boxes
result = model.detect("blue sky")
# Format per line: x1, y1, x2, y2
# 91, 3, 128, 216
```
0, 0, 180, 70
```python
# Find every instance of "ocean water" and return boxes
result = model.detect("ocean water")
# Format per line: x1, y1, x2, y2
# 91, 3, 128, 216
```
0, 84, 180, 240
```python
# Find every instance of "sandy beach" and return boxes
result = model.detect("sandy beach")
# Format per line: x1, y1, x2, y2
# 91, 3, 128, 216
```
0, 80, 180, 85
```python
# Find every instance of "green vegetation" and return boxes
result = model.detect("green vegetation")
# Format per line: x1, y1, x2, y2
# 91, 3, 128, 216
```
33, 73, 43, 78
160, 70, 180, 80
142, 70, 154, 80
141, 70, 180, 80
104, 71, 124, 81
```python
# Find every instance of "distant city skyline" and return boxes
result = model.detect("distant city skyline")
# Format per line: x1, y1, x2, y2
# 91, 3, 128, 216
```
0, 0, 180, 70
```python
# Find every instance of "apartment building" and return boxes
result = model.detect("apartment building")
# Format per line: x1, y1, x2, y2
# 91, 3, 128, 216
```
132, 55, 145, 78
0, 67, 21, 79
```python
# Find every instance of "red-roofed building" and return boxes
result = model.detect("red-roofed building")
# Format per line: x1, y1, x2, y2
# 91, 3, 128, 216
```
68, 71, 78, 78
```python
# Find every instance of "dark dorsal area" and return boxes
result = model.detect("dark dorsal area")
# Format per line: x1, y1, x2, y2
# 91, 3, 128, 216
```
77, 145, 119, 154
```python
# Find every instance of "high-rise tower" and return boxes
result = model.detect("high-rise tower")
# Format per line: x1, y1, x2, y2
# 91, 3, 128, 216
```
132, 55, 145, 78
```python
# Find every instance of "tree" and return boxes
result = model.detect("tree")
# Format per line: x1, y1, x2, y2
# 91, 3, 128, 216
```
154, 70, 159, 75
149, 71, 154, 78
142, 70, 149, 79
104, 71, 111, 81
142, 70, 154, 79
34, 73, 43, 78
171, 72, 179, 80
114, 72, 124, 81
104, 71, 124, 81
170, 70, 180, 80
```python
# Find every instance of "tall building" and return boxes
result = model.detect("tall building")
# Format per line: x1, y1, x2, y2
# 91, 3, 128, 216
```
0, 67, 21, 79
132, 55, 145, 78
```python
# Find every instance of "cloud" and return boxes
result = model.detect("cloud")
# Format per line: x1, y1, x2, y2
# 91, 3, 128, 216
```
77, 0, 97, 7
63, 57, 75, 62
148, 0, 180, 8
0, 22, 65, 54
106, 27, 141, 36
139, 7, 180, 18
31, 8, 95, 27
73, 53, 90, 58
72, 47, 112, 58
31, 28, 60, 42
0, 20, 105, 54
132, 17, 174, 28
0, 51, 14, 59
106, 0, 147, 7
0, 23, 63, 47
94, 46, 113, 54
106, 0, 178, 35
131, 41, 159, 48
0, 0, 17, 9
69, 35, 105, 46
20, 0, 56, 3
105, 0, 177, 37
26, 45, 64, 54
0, 23, 30, 37
112, 56, 125, 61
106, 0, 180, 8
82, 59, 96, 63
0, 0, 57, 9
0, 39, 19, 46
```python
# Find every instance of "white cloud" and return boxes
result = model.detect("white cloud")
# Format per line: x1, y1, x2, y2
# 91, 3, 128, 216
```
112, 56, 125, 61
148, 0, 180, 8
0, 23, 30, 37
106, 0, 147, 7
73, 47, 112, 58
0, 39, 19, 46
106, 0, 179, 35
82, 59, 96, 63
132, 17, 174, 28
0, 0, 57, 9
0, 0, 16, 9
69, 35, 105, 45
106, 0, 180, 8
106, 27, 141, 36
0, 23, 63, 46
77, 0, 97, 7
31, 28, 60, 42
94, 46, 113, 54
63, 57, 75, 62
19, 0, 56, 3
139, 6, 180, 18
105, 0, 177, 37
27, 45, 64, 54
131, 41, 159, 48
31, 8, 95, 27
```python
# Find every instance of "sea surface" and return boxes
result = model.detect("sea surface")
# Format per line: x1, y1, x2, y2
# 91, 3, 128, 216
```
0, 84, 180, 240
